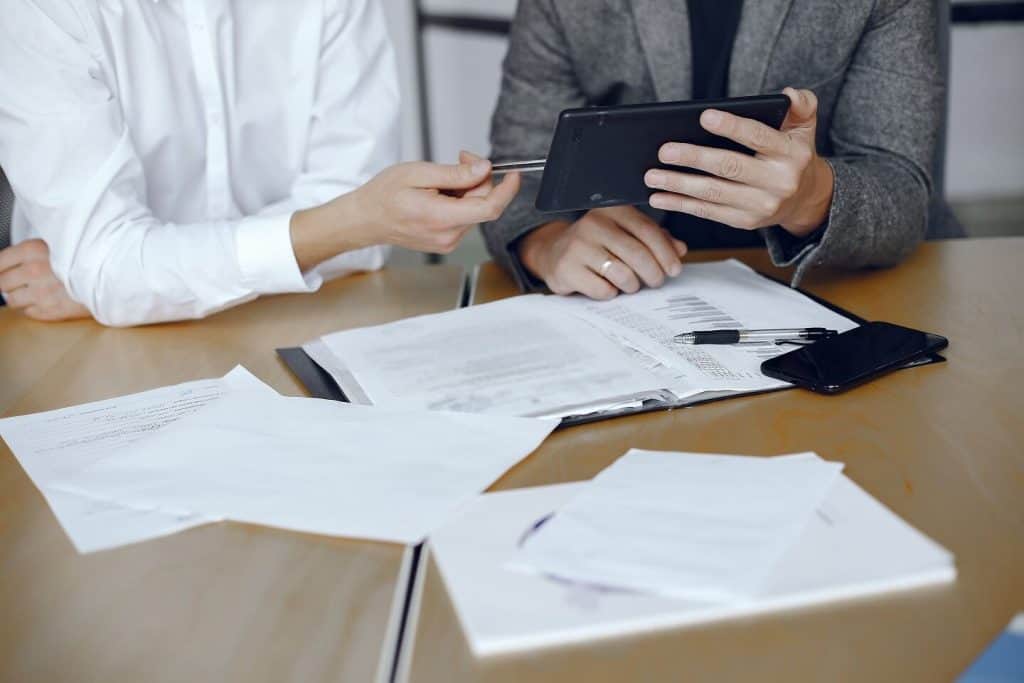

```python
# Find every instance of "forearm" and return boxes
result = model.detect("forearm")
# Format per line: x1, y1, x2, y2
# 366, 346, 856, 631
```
817, 157, 928, 267
780, 156, 834, 238
289, 191, 378, 272
60, 216, 285, 326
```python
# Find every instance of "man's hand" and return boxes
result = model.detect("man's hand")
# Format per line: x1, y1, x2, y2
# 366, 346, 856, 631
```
519, 206, 688, 300
291, 152, 521, 271
0, 239, 90, 321
644, 88, 834, 237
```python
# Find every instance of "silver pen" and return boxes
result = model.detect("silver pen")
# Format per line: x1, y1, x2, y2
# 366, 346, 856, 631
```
490, 159, 547, 176
674, 327, 838, 345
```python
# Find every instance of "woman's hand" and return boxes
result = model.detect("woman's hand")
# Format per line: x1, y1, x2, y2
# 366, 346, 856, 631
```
291, 152, 521, 270
0, 239, 90, 321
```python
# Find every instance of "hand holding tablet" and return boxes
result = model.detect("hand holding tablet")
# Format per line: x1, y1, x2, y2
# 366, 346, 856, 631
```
510, 89, 837, 300
503, 93, 791, 213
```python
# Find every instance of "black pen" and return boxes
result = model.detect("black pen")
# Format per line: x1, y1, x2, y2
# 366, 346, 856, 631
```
674, 327, 837, 345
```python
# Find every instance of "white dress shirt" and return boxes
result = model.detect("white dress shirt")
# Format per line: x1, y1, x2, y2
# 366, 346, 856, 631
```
0, 0, 399, 325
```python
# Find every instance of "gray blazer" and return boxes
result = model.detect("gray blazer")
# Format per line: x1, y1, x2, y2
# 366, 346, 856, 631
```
483, 0, 948, 290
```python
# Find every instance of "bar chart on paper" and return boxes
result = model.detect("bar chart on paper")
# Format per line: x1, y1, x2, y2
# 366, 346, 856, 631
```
654, 294, 783, 362
551, 261, 859, 390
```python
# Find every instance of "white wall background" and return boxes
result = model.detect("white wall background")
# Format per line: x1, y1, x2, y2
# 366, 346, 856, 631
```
946, 23, 1024, 199
383, 0, 1024, 204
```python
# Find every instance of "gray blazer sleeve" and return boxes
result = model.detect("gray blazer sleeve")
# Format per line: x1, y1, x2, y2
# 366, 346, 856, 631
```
481, 0, 585, 291
765, 0, 945, 283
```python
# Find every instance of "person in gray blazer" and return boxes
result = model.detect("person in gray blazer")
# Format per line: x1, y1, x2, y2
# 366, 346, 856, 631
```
484, 0, 946, 299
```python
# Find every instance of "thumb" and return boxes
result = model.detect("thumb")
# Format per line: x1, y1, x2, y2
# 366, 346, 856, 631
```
459, 149, 485, 164
781, 87, 818, 132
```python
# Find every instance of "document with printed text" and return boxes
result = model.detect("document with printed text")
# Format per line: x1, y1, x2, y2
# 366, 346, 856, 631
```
516, 449, 845, 601
51, 392, 558, 544
428, 452, 956, 657
0, 366, 274, 552
305, 260, 860, 420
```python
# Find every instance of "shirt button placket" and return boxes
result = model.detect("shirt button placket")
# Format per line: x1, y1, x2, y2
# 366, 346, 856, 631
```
186, 0, 230, 219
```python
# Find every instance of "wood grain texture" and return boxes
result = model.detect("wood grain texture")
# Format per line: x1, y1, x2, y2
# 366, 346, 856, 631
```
0, 266, 464, 683
406, 239, 1024, 683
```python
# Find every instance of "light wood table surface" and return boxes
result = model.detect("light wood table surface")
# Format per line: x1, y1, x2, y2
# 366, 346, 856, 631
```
404, 238, 1024, 683
0, 265, 464, 683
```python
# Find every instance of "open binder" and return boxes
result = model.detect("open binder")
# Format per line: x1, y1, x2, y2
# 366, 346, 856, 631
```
277, 266, 944, 427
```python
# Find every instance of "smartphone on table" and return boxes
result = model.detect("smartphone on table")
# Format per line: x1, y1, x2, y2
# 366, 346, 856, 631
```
760, 321, 948, 395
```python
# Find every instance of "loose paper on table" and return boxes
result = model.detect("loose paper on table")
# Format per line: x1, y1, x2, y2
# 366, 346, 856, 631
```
517, 449, 845, 601
428, 453, 956, 657
0, 366, 273, 552
51, 392, 558, 545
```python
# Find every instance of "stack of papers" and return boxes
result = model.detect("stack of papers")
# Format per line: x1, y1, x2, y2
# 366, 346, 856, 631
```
427, 451, 956, 657
516, 450, 844, 601
0, 369, 558, 552
304, 260, 859, 420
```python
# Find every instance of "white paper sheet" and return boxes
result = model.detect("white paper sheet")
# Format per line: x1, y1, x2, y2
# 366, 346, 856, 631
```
51, 392, 559, 544
550, 260, 859, 396
0, 366, 275, 552
313, 295, 668, 418
517, 449, 844, 602
429, 457, 955, 657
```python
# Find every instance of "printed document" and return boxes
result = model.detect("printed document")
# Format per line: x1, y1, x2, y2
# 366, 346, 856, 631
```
0, 367, 273, 552
51, 392, 558, 544
312, 295, 668, 417
550, 259, 858, 395
517, 449, 844, 601
429, 454, 955, 657
304, 260, 860, 420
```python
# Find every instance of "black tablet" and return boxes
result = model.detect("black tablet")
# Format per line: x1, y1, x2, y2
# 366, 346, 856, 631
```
534, 94, 791, 213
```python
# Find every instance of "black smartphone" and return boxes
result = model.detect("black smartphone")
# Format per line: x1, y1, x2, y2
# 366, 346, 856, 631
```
535, 94, 791, 213
760, 322, 948, 395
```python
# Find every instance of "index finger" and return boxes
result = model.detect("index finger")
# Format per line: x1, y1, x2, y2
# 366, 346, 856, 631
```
700, 109, 789, 156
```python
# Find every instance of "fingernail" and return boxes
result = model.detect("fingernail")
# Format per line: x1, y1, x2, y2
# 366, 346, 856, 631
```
703, 110, 723, 128
646, 170, 665, 187
471, 160, 490, 175
650, 196, 666, 210
670, 262, 682, 277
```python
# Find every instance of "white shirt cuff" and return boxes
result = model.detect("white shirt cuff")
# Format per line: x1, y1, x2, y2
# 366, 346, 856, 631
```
235, 213, 319, 294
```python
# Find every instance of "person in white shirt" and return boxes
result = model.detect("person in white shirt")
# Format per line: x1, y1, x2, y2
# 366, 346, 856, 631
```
0, 0, 520, 326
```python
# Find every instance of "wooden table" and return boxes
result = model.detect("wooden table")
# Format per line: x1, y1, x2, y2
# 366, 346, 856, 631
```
0, 266, 464, 683
404, 238, 1024, 683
